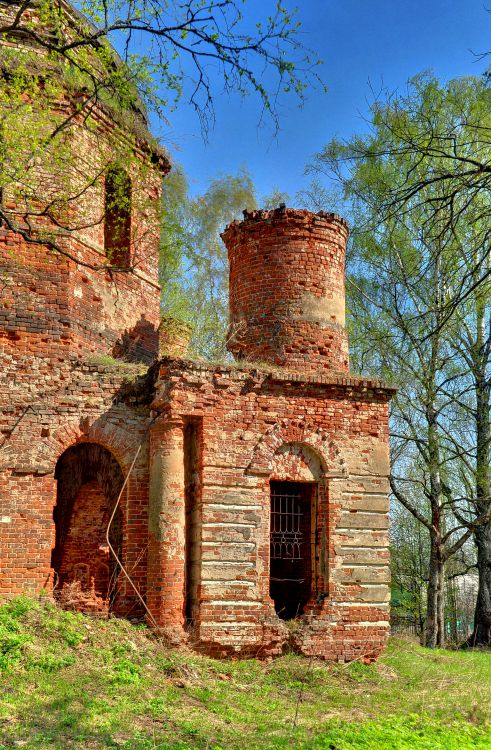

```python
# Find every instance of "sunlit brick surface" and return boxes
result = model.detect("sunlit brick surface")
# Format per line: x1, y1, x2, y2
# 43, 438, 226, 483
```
0, 2, 394, 661
223, 208, 350, 372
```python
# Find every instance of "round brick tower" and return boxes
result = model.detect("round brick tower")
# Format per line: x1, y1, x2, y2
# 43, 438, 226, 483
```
222, 207, 350, 373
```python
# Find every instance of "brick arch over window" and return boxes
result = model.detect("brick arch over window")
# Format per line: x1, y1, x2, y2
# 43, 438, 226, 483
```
269, 442, 325, 483
28, 418, 141, 477
246, 419, 347, 478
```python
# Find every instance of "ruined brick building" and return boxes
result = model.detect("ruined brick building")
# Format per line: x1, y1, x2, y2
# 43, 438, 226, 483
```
0, 0, 394, 660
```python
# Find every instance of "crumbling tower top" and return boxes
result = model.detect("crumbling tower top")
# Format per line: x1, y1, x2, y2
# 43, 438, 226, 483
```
222, 207, 350, 373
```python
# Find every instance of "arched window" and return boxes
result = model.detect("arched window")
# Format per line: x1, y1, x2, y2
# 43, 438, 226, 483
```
104, 166, 132, 267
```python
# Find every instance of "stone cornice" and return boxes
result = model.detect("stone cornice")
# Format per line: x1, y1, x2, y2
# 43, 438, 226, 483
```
157, 357, 397, 395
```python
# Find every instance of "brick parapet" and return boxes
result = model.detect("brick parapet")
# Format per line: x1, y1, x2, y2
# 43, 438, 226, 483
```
155, 357, 396, 398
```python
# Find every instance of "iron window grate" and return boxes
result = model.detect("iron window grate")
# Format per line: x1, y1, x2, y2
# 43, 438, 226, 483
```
270, 487, 305, 561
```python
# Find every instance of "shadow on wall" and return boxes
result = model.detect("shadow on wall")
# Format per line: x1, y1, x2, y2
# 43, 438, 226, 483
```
42, 368, 159, 619
52, 443, 124, 614
112, 314, 159, 364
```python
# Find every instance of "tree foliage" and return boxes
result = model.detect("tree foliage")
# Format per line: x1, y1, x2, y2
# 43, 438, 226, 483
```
0, 0, 322, 270
307, 73, 491, 647
309, 73, 491, 337
160, 168, 256, 359
3, 0, 323, 130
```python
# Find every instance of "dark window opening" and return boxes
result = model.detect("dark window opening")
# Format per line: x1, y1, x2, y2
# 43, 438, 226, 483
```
184, 419, 202, 624
270, 480, 314, 620
104, 166, 132, 267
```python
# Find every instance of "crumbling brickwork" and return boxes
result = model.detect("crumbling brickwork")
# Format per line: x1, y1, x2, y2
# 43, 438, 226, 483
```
0, 358, 156, 618
53, 444, 125, 602
147, 359, 393, 659
224, 208, 350, 373
0, 110, 165, 365
0, 0, 167, 614
1, 0, 394, 661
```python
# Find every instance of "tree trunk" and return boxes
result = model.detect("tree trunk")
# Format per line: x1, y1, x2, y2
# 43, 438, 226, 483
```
446, 578, 458, 644
436, 563, 445, 647
467, 524, 491, 646
467, 305, 491, 646
424, 385, 445, 649
424, 535, 445, 648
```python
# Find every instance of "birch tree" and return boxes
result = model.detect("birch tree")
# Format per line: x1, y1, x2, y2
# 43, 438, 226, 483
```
307, 74, 491, 646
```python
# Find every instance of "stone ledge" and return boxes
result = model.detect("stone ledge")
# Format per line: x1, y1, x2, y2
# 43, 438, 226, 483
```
268, 370, 396, 392
157, 357, 396, 394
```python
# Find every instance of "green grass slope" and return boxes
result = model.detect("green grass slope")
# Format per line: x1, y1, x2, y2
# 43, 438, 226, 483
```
0, 597, 490, 749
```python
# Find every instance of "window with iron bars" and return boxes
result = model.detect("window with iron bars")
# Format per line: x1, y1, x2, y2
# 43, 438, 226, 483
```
269, 480, 315, 620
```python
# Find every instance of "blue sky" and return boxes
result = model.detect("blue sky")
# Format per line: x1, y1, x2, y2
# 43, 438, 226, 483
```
152, 0, 491, 202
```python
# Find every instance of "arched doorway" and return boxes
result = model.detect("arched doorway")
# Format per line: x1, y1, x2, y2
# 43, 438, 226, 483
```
52, 443, 124, 612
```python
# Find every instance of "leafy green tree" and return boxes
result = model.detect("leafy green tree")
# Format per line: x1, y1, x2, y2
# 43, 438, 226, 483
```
442, 221, 491, 646
307, 74, 491, 647
390, 499, 429, 639
160, 168, 256, 359
260, 188, 290, 210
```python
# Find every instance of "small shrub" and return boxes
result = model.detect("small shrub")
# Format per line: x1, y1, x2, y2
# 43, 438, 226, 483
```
28, 650, 76, 673
0, 597, 34, 671
112, 657, 142, 685
0, 627, 31, 671
155, 655, 180, 676
111, 642, 132, 658
0, 596, 36, 623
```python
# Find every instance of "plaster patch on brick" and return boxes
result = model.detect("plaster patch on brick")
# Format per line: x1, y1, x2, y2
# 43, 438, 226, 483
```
298, 291, 345, 328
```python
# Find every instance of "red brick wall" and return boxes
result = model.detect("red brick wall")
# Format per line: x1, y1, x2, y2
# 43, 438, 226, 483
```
0, 60, 165, 616
148, 360, 394, 661
56, 481, 114, 596
0, 359, 154, 619
53, 444, 125, 602
0, 172, 164, 365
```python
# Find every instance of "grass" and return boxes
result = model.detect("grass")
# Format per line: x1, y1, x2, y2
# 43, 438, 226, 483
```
0, 596, 490, 749
85, 355, 148, 372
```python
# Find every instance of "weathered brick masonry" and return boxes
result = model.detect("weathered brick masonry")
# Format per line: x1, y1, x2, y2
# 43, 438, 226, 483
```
0, 0, 167, 619
148, 359, 393, 659
1, 0, 395, 660
144, 208, 395, 659
225, 208, 350, 373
